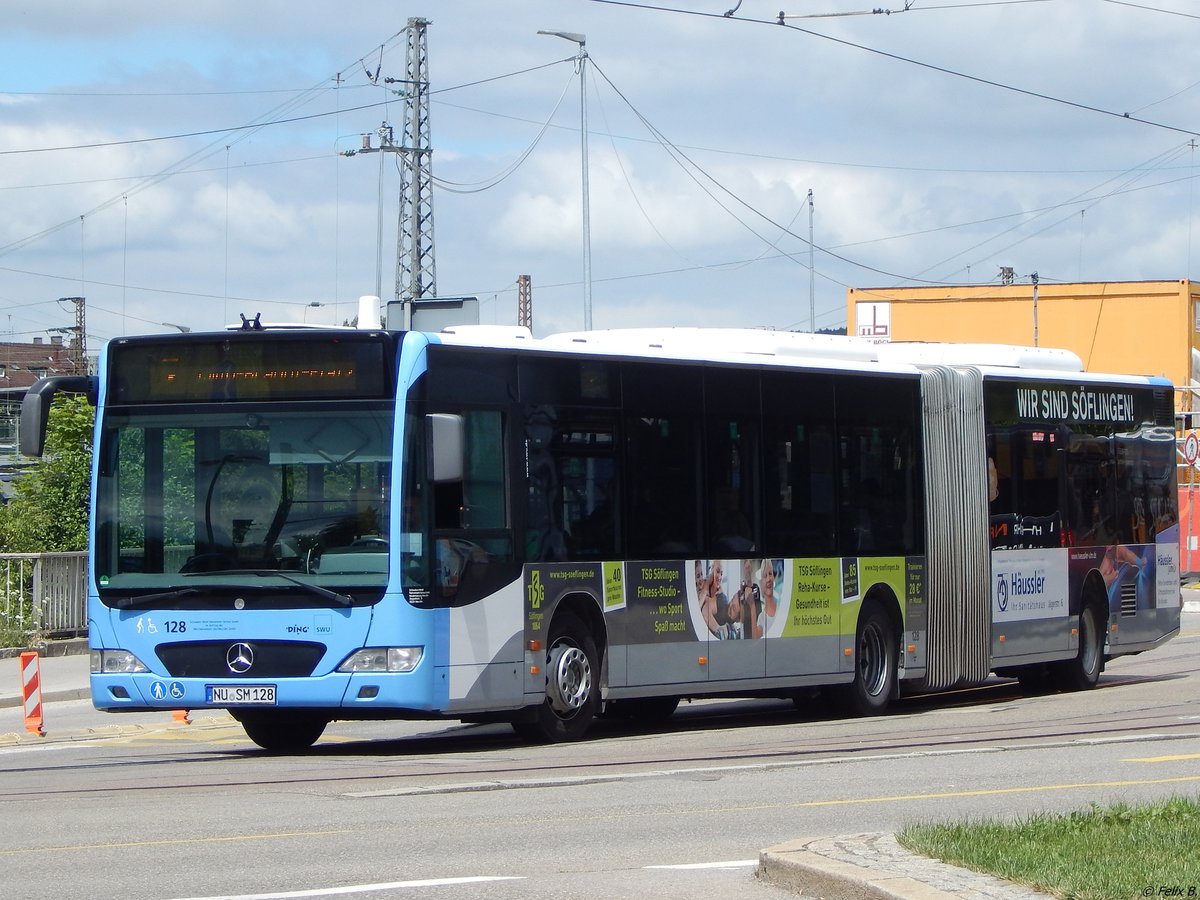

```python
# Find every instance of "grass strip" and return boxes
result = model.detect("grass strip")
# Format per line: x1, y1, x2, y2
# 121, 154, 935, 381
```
898, 796, 1200, 899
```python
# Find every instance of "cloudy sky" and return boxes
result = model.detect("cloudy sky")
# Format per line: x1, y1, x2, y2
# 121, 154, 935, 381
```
1, 0, 1197, 348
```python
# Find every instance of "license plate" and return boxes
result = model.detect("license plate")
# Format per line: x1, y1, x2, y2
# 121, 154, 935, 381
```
206, 684, 276, 705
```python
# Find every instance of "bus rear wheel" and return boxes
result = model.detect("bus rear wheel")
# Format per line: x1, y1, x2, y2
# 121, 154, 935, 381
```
235, 711, 328, 752
833, 600, 897, 717
513, 611, 600, 743
1054, 601, 1106, 692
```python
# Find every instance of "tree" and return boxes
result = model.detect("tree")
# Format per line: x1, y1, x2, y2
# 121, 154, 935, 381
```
0, 395, 94, 552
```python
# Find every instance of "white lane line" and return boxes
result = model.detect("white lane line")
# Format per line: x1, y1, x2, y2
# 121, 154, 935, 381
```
165, 875, 525, 900
644, 859, 758, 870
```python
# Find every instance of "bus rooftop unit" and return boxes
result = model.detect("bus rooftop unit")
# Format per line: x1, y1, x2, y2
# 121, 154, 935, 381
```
22, 320, 1180, 750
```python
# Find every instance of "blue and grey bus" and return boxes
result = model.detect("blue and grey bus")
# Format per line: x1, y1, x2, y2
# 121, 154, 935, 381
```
21, 318, 1181, 750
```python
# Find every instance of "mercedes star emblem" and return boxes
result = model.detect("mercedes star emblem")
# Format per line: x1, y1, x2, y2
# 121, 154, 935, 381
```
226, 642, 254, 674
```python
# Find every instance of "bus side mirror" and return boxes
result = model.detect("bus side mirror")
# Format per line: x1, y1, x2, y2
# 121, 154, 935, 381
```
20, 375, 97, 458
427, 413, 464, 483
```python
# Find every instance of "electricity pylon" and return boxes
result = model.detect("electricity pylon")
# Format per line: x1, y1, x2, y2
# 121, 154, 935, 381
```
395, 17, 437, 312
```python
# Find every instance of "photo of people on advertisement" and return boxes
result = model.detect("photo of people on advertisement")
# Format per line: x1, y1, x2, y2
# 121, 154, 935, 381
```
694, 558, 783, 640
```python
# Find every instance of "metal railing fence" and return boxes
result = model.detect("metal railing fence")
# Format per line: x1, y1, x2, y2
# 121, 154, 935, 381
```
0, 552, 87, 646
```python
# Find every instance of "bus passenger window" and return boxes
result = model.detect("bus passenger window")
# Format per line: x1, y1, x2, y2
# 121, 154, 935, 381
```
707, 418, 758, 556
522, 406, 620, 563
624, 415, 700, 558
429, 409, 516, 606
835, 376, 922, 557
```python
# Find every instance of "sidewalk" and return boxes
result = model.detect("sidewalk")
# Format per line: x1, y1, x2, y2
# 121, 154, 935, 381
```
0, 640, 91, 709
758, 833, 1048, 899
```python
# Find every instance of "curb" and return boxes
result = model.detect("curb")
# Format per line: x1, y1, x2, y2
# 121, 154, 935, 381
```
0, 715, 236, 748
758, 834, 1047, 900
0, 638, 89, 660
758, 839, 961, 900
0, 688, 91, 710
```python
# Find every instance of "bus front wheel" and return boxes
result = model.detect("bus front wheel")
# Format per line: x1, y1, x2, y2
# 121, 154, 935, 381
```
833, 600, 897, 717
235, 710, 327, 752
513, 611, 600, 743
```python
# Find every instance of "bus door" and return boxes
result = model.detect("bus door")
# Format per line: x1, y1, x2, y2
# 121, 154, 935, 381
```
989, 423, 1070, 661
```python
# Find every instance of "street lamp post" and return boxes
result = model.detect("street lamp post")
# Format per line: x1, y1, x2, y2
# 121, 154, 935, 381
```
538, 30, 592, 330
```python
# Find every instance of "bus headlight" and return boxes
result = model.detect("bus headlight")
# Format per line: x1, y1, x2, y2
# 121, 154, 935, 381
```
337, 647, 423, 673
91, 650, 150, 674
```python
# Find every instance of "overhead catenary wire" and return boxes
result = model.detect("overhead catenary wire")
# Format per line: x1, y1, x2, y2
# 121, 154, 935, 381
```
1100, 0, 1200, 20
917, 142, 1195, 280
589, 58, 956, 287
584, 0, 1200, 139
0, 50, 583, 280
431, 65, 577, 193
0, 29, 414, 262
5, 9, 1192, 338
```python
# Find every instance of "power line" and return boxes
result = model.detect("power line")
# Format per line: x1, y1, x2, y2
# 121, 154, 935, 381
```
584, 0, 1200, 139
590, 58, 959, 286
0, 99, 393, 158
431, 96, 1195, 178
1, 85, 375, 98
0, 60, 576, 160
918, 143, 1194, 279
0, 153, 333, 192
0, 29, 420, 261
430, 64, 576, 194
1100, 0, 1200, 20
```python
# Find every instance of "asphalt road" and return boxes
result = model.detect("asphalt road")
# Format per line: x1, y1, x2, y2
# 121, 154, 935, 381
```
1, 620, 1198, 900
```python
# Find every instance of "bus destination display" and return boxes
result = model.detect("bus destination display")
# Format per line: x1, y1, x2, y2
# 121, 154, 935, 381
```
109, 336, 390, 403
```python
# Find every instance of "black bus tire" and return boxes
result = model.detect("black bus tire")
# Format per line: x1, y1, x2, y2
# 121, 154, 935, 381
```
236, 711, 327, 752
512, 611, 600, 743
1054, 600, 1106, 692
833, 599, 897, 717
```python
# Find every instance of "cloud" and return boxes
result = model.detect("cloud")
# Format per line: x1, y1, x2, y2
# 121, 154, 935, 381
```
0, 1, 1197, 344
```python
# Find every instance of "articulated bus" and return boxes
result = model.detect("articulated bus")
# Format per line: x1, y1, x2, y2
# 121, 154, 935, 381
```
22, 320, 1181, 750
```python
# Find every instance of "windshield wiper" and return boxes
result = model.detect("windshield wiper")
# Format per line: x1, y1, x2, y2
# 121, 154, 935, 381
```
239, 570, 355, 607
114, 573, 354, 609
113, 587, 202, 610
173, 568, 356, 606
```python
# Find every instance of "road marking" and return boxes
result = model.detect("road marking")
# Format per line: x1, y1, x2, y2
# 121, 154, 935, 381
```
164, 876, 525, 900
0, 828, 357, 856
645, 859, 758, 870
1124, 753, 1200, 763
8, 776, 1200, 862
765, 775, 1200, 810
346, 732, 1200, 798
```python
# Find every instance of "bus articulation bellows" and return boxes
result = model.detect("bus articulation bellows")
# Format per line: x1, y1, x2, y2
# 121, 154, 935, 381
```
22, 322, 1181, 750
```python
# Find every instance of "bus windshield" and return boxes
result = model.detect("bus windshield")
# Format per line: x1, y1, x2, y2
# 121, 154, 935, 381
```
94, 402, 394, 603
